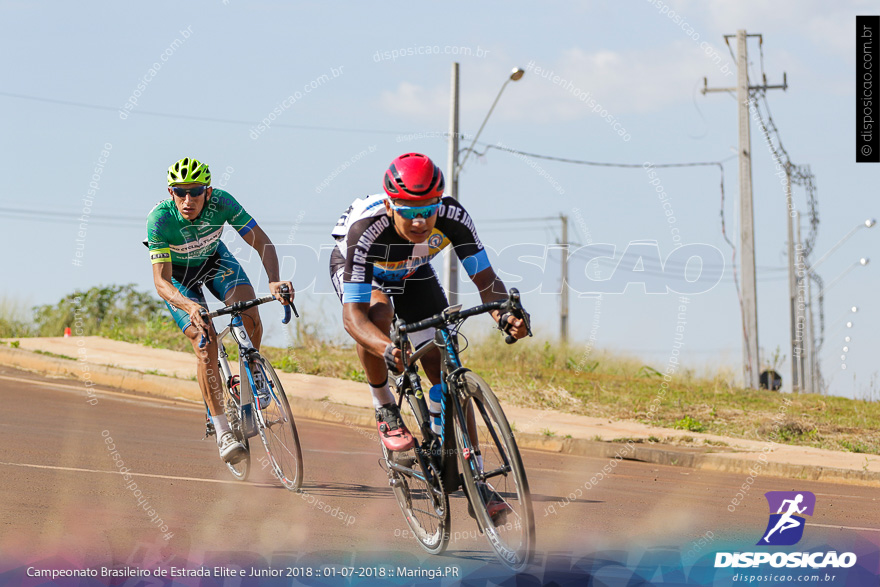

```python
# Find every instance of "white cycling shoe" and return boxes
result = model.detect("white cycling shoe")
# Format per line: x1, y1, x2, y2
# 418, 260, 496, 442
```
218, 431, 247, 464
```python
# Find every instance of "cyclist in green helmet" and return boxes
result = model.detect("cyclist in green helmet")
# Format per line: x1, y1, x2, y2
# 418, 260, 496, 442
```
146, 157, 294, 465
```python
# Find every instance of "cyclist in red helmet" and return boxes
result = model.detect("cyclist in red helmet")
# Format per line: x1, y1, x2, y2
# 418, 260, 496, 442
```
330, 153, 528, 513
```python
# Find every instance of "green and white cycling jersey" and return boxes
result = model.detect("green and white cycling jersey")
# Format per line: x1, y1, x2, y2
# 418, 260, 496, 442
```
145, 189, 257, 268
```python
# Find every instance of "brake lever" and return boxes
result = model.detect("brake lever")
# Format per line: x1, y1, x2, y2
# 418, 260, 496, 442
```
503, 288, 532, 344
198, 309, 210, 349
279, 285, 298, 324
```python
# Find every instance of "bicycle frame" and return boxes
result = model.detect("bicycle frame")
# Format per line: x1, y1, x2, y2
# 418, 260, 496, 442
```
215, 314, 262, 438
388, 313, 512, 493
388, 289, 531, 492
203, 292, 296, 438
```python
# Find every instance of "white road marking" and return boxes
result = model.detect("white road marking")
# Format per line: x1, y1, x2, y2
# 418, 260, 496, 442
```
809, 523, 880, 532
0, 373, 198, 407
813, 492, 874, 500
0, 460, 271, 487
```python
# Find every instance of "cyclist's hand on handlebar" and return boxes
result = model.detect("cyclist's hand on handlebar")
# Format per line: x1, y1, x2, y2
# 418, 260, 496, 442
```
270, 281, 295, 304
188, 305, 211, 344
384, 342, 405, 373
497, 312, 529, 340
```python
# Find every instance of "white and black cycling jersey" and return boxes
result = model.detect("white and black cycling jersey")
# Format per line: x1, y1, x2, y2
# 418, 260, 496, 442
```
330, 194, 491, 303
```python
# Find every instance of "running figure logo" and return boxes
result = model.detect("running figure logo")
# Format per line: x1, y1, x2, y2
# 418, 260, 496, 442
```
758, 491, 816, 546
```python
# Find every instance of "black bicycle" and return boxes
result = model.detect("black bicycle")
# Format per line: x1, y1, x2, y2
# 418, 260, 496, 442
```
201, 288, 304, 491
380, 288, 535, 571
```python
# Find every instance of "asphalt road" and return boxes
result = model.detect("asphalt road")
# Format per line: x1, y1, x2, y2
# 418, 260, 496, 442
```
1, 365, 878, 580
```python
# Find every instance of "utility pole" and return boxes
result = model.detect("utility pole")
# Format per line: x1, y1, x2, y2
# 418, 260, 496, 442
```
795, 211, 808, 392
559, 213, 569, 343
799, 216, 818, 395
702, 30, 787, 389
445, 62, 460, 306
786, 164, 802, 391
735, 28, 761, 390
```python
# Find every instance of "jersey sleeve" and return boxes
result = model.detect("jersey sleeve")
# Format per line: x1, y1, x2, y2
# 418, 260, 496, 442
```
145, 209, 171, 264
340, 216, 390, 303
436, 198, 491, 276
214, 189, 257, 236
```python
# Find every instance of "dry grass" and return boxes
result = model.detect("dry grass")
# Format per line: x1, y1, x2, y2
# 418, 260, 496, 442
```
7, 296, 879, 455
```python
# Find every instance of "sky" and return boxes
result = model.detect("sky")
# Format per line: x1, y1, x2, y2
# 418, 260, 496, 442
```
0, 0, 877, 399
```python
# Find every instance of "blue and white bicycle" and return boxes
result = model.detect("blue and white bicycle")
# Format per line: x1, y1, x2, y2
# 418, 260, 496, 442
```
201, 288, 303, 491
381, 288, 535, 571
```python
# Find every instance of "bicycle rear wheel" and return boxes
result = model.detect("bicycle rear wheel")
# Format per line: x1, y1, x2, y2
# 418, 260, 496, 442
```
452, 371, 535, 571
384, 383, 450, 554
246, 354, 303, 491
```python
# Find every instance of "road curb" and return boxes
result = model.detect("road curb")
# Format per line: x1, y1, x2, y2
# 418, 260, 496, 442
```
3, 344, 879, 487
0, 345, 202, 401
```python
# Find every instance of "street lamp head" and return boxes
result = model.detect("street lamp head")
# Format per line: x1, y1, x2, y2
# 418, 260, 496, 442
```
845, 336, 851, 342
860, 257, 869, 266
866, 218, 876, 228
852, 306, 859, 313
510, 68, 525, 81
843, 346, 849, 352
846, 321, 853, 328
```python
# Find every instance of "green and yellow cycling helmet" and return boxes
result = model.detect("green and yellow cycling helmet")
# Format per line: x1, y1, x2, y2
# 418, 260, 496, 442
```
167, 157, 211, 186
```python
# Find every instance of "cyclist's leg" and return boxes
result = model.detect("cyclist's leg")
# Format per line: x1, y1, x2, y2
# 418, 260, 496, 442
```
185, 322, 224, 415
392, 264, 449, 386
331, 260, 415, 449
330, 259, 390, 389
395, 267, 485, 459
357, 287, 394, 385
205, 246, 262, 349
163, 281, 223, 415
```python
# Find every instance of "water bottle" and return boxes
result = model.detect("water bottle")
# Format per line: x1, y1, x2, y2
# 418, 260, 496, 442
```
428, 384, 443, 435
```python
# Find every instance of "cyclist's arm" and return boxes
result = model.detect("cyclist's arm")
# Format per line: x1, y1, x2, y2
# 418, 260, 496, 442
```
150, 262, 210, 333
240, 224, 294, 303
342, 301, 392, 358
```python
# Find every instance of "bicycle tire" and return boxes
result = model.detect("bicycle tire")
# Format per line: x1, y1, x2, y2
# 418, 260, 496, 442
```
246, 354, 304, 492
222, 373, 250, 481
384, 379, 450, 555
452, 371, 535, 571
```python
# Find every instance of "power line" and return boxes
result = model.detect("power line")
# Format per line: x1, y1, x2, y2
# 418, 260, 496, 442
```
472, 141, 736, 171
0, 91, 411, 136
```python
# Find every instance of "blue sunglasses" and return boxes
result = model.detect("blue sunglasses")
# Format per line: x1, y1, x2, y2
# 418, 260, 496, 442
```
390, 202, 440, 220
172, 185, 208, 198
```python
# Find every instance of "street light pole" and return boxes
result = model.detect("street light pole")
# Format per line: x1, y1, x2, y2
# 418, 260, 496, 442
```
456, 68, 525, 178
801, 218, 875, 394
444, 63, 460, 305
444, 65, 524, 306
818, 258, 870, 298
810, 219, 875, 272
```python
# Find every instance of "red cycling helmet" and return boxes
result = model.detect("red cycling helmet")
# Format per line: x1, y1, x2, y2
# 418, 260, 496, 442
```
383, 153, 445, 201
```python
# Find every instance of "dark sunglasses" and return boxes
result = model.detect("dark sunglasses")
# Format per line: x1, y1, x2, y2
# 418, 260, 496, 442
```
172, 185, 208, 198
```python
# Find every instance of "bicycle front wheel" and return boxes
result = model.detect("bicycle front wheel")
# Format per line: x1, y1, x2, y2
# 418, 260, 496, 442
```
384, 379, 450, 554
246, 354, 303, 491
452, 371, 535, 571
223, 373, 250, 481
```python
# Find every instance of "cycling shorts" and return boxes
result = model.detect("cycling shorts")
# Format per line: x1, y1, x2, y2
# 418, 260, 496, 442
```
330, 255, 448, 348
165, 242, 251, 333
